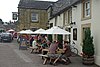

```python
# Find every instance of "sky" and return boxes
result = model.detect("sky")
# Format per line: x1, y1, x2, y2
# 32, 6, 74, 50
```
0, 0, 58, 22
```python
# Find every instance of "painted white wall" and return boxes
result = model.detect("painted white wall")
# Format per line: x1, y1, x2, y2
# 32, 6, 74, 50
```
91, 0, 100, 66
49, 18, 55, 26
72, 3, 82, 55
72, 0, 100, 66
48, 0, 100, 66
56, 13, 64, 27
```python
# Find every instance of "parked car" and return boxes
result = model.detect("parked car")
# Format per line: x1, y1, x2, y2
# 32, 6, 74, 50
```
1, 33, 13, 42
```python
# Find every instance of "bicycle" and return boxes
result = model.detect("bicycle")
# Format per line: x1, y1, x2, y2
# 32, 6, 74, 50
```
70, 41, 78, 57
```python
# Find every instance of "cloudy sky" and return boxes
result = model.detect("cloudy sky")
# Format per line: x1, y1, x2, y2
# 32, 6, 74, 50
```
0, 0, 58, 22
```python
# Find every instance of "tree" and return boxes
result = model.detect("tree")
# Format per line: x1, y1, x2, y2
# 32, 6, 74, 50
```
82, 29, 95, 65
82, 28, 94, 57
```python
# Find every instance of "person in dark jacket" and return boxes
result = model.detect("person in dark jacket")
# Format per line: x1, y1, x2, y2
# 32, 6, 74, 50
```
29, 37, 34, 47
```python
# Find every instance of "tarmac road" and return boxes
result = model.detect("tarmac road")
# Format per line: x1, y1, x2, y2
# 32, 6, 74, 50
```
0, 38, 99, 67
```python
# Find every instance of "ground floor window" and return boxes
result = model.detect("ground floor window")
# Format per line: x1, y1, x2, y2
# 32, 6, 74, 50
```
73, 28, 77, 40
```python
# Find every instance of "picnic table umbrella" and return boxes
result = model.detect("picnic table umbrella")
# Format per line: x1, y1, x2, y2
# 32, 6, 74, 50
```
18, 30, 29, 34
33, 28, 46, 34
7, 29, 15, 34
18, 30, 34, 34
25, 29, 34, 34
40, 26, 71, 35
8, 29, 15, 32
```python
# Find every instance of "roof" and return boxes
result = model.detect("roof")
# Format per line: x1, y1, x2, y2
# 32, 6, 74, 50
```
0, 24, 5, 29
51, 0, 80, 18
18, 0, 54, 10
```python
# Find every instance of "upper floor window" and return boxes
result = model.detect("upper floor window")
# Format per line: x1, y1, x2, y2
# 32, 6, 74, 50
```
47, 7, 52, 20
31, 13, 38, 22
82, 0, 91, 19
68, 9, 72, 24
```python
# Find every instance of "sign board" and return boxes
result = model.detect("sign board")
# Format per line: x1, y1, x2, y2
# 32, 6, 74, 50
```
12, 12, 18, 20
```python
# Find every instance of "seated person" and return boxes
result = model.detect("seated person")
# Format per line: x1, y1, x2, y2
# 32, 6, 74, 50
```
53, 41, 71, 65
30, 39, 39, 53
43, 41, 59, 65
29, 36, 34, 47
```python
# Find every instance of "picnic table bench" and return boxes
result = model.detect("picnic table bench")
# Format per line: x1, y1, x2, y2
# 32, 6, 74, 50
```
39, 49, 66, 65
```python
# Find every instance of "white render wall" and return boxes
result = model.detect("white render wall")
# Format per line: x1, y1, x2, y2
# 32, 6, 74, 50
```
56, 13, 64, 27
49, 13, 65, 41
48, 0, 100, 65
91, 0, 100, 65
71, 3, 82, 55
72, 0, 100, 66
49, 13, 64, 27
49, 18, 55, 26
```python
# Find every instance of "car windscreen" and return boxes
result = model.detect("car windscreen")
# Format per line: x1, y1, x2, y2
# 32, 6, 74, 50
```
2, 34, 11, 37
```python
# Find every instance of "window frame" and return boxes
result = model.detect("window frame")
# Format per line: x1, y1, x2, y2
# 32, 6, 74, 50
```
82, 0, 91, 20
73, 28, 77, 40
85, 0, 90, 17
68, 9, 72, 24
31, 13, 38, 22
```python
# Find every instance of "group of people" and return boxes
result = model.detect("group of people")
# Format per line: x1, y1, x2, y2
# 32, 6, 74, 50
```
29, 34, 51, 53
43, 40, 71, 65
17, 34, 71, 65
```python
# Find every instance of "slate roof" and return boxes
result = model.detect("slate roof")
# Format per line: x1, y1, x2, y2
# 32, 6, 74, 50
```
0, 24, 5, 29
51, 0, 80, 18
4, 24, 16, 31
18, 0, 54, 10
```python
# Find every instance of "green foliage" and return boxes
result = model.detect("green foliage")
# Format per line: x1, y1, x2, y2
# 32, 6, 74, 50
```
57, 35, 63, 43
82, 29, 94, 56
48, 34, 52, 42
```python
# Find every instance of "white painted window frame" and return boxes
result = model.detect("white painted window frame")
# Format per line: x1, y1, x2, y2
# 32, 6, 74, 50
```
31, 13, 38, 22
84, 0, 90, 17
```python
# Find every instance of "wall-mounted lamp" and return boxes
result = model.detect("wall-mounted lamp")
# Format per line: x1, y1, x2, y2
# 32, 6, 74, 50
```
70, 21, 76, 25
70, 21, 76, 28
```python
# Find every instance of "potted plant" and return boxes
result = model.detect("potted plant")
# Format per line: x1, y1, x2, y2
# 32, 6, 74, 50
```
82, 29, 94, 65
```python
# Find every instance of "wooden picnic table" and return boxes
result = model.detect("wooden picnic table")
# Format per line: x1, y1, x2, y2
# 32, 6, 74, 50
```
42, 48, 64, 55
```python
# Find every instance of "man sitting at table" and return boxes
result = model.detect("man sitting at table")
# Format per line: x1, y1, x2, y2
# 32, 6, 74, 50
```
43, 41, 59, 65
53, 41, 71, 65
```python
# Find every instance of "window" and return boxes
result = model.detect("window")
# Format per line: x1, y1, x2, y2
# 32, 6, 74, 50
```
73, 28, 77, 40
31, 13, 38, 22
85, 0, 90, 17
68, 9, 72, 24
82, 0, 91, 19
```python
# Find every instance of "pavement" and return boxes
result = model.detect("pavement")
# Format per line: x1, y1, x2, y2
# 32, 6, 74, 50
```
0, 39, 99, 67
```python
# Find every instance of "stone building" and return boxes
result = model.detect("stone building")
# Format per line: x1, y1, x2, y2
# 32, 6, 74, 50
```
17, 0, 54, 31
